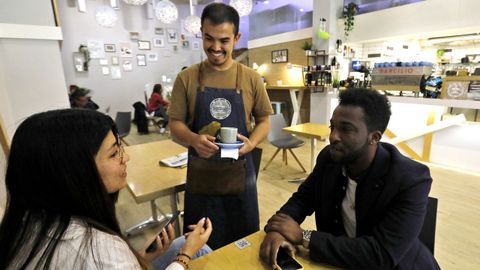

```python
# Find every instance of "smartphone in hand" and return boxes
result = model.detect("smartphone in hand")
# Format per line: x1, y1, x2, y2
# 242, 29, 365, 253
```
145, 211, 180, 253
275, 246, 303, 270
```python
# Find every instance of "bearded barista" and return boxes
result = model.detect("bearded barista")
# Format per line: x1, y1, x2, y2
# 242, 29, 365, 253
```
168, 3, 273, 250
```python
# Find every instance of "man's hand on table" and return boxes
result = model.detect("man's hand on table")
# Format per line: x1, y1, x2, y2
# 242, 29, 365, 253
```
266, 213, 303, 245
260, 231, 296, 267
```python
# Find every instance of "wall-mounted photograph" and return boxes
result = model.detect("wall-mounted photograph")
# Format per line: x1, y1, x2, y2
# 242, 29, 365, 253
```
155, 27, 165, 35
111, 56, 119, 65
130, 32, 140, 41
122, 60, 133, 71
147, 53, 158, 62
104, 44, 116, 53
138, 40, 151, 50
153, 38, 165, 48
167, 28, 178, 43
272, 49, 288, 63
119, 43, 132, 58
192, 41, 200, 50
137, 54, 146, 66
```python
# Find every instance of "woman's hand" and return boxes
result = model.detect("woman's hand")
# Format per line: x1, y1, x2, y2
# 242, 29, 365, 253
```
181, 217, 213, 258
139, 223, 176, 263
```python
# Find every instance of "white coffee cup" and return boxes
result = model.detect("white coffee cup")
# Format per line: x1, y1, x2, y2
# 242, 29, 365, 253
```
220, 127, 237, 144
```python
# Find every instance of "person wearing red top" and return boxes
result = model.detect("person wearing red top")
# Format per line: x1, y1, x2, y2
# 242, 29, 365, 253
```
147, 84, 170, 131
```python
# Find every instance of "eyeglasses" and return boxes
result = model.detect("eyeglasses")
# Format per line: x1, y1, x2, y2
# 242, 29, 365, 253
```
115, 143, 125, 163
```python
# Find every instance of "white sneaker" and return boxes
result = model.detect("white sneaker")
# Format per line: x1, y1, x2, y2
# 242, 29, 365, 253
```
160, 127, 166, 134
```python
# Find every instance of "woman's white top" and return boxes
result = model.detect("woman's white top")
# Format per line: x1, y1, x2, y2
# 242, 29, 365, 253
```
15, 219, 184, 270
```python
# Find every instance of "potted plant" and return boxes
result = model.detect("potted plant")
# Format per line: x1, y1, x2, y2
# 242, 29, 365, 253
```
343, 2, 358, 40
78, 44, 91, 71
302, 41, 315, 56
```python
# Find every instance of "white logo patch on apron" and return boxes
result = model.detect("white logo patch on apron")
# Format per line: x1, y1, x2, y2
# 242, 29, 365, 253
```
209, 98, 232, 120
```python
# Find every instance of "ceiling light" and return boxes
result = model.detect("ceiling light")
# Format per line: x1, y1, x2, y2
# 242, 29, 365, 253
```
155, 0, 178, 24
263, 0, 269, 4
184, 0, 201, 34
122, 0, 148, 5
230, 0, 253, 17
95, 6, 118, 28
424, 33, 480, 45
299, 8, 304, 12
185, 15, 201, 34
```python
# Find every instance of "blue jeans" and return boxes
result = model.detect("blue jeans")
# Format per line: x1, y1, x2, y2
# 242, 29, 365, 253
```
152, 236, 212, 269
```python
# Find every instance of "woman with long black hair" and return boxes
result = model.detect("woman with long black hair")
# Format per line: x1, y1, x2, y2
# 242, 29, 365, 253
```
0, 109, 211, 269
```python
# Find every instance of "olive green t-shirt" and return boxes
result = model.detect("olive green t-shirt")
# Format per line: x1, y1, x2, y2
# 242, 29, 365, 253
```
169, 60, 273, 132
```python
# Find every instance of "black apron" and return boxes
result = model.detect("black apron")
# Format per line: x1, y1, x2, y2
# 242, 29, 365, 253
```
183, 63, 259, 249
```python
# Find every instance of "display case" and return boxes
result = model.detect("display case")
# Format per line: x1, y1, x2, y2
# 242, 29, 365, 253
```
441, 76, 480, 100
371, 66, 432, 94
302, 50, 331, 92
437, 62, 480, 76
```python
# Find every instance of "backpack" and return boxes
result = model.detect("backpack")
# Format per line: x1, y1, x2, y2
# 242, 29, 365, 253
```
132, 101, 149, 134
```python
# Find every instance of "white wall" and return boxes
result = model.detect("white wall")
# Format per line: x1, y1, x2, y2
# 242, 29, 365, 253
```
0, 0, 71, 217
340, 0, 480, 43
57, 1, 206, 117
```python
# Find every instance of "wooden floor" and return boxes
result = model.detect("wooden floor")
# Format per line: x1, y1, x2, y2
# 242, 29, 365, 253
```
116, 126, 480, 269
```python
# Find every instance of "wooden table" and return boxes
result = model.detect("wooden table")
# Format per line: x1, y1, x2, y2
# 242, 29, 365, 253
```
190, 231, 337, 269
125, 140, 187, 236
283, 123, 330, 172
267, 85, 308, 126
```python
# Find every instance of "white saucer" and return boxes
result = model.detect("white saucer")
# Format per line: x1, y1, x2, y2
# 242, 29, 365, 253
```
215, 141, 244, 149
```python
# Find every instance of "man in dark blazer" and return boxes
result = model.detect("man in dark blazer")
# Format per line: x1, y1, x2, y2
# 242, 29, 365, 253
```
260, 88, 440, 269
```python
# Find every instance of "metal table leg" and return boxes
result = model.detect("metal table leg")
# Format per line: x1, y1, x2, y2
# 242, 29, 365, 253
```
125, 200, 170, 237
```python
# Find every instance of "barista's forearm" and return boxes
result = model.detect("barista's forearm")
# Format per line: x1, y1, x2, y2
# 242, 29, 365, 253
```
169, 119, 197, 146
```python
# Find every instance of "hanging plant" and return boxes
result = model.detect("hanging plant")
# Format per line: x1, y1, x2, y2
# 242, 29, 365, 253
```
78, 45, 91, 71
343, 2, 359, 40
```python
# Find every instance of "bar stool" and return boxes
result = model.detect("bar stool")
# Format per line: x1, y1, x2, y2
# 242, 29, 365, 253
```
271, 101, 290, 123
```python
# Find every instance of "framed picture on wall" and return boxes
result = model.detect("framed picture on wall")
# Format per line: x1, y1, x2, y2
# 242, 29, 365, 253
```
130, 32, 140, 41
137, 54, 147, 66
155, 27, 165, 35
104, 44, 116, 53
147, 53, 158, 62
138, 40, 151, 50
119, 43, 132, 58
272, 49, 288, 63
122, 60, 133, 71
153, 38, 165, 48
167, 28, 178, 43
192, 41, 200, 50
111, 56, 119, 65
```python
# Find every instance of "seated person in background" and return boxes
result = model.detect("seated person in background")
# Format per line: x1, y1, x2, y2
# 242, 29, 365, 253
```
70, 86, 99, 110
0, 109, 212, 270
260, 88, 440, 269
147, 84, 170, 133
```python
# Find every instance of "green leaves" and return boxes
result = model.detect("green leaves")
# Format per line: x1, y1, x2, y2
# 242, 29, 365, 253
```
343, 3, 358, 39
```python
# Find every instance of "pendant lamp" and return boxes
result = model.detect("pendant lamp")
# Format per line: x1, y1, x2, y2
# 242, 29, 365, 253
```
229, 0, 253, 17
95, 6, 118, 28
184, 0, 201, 34
155, 0, 178, 24
122, 0, 148, 5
